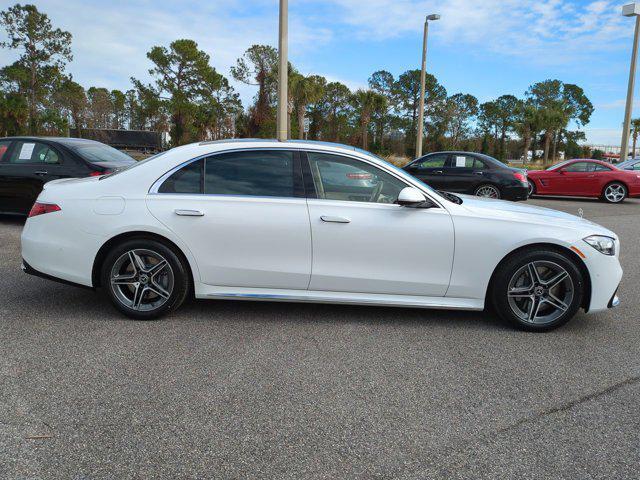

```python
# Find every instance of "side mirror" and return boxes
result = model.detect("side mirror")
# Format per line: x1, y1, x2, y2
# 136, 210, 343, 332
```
396, 187, 435, 208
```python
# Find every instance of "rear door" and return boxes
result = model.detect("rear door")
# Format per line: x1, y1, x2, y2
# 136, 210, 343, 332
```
146, 149, 313, 290
0, 140, 74, 214
442, 154, 489, 193
405, 153, 450, 190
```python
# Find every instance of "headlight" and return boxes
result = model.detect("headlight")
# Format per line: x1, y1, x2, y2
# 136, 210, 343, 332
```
583, 235, 616, 256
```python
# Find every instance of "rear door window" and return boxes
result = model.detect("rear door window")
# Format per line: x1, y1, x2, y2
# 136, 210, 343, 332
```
450, 155, 486, 169
158, 159, 204, 194
205, 150, 296, 197
7, 141, 61, 164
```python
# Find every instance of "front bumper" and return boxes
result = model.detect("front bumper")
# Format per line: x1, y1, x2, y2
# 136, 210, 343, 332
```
582, 245, 623, 314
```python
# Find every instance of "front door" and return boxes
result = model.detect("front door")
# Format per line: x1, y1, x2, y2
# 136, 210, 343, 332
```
304, 151, 454, 296
146, 149, 312, 290
557, 161, 599, 196
406, 153, 451, 191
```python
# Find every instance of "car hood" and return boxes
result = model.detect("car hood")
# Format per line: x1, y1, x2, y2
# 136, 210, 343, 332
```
453, 194, 614, 235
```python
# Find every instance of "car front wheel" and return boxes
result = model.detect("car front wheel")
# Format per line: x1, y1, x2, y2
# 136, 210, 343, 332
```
490, 248, 584, 331
101, 238, 191, 320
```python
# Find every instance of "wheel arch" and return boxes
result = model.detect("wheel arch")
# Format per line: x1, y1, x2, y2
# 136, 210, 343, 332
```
92, 230, 196, 290
602, 179, 629, 197
484, 242, 592, 311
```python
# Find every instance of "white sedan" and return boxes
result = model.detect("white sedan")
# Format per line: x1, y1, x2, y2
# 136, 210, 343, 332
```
21, 140, 622, 331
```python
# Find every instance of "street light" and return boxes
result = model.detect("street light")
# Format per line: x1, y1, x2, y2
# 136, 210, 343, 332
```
620, 3, 640, 162
415, 14, 440, 158
276, 0, 288, 141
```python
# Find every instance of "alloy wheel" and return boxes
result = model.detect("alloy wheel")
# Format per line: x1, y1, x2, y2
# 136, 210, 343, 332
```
476, 185, 500, 199
527, 181, 535, 197
110, 249, 174, 311
604, 184, 626, 203
507, 260, 574, 325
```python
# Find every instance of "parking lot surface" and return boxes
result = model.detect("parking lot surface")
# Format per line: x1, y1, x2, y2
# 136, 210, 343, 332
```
1, 197, 639, 479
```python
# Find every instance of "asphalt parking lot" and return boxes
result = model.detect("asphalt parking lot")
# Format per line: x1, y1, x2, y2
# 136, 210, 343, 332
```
1, 197, 639, 479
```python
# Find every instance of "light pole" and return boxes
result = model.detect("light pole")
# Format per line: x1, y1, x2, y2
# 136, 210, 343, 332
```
276, 0, 288, 141
620, 3, 640, 162
415, 14, 440, 158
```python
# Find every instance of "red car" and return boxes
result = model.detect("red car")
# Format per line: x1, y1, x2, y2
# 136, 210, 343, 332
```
527, 159, 640, 203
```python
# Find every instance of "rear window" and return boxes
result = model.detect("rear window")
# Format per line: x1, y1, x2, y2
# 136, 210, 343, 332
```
69, 142, 135, 165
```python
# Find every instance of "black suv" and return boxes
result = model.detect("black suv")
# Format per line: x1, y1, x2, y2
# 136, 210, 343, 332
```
403, 151, 529, 201
0, 137, 136, 215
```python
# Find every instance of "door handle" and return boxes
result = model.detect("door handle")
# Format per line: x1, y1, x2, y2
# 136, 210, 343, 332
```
34, 170, 48, 176
473, 171, 484, 175
174, 209, 205, 216
433, 170, 443, 174
321, 215, 350, 224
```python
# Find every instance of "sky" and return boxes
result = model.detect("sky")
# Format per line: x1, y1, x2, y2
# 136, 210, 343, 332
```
0, 0, 638, 146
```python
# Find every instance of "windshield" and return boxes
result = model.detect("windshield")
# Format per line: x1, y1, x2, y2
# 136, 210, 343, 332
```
70, 142, 136, 165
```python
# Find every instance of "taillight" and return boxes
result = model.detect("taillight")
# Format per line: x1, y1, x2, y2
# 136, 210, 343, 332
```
89, 170, 105, 177
513, 172, 527, 183
28, 202, 61, 218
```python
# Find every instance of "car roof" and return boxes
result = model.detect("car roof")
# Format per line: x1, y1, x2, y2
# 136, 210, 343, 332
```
0, 136, 103, 146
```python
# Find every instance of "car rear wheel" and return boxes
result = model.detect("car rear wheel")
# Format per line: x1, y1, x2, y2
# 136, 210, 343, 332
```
475, 184, 501, 199
490, 249, 584, 331
101, 238, 190, 320
602, 182, 627, 203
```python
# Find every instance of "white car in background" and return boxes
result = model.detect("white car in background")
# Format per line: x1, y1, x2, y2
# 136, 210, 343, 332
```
21, 140, 622, 331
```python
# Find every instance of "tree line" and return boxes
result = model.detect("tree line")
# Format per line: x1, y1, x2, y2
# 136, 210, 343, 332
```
1, 3, 595, 162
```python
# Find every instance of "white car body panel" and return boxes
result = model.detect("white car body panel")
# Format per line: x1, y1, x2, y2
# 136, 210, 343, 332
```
306, 198, 454, 296
21, 140, 623, 315
146, 194, 312, 290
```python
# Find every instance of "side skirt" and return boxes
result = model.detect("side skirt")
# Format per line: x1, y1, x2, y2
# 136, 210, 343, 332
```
195, 285, 484, 311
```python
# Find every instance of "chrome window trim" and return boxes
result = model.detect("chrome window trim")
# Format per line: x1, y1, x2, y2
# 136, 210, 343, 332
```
148, 146, 447, 208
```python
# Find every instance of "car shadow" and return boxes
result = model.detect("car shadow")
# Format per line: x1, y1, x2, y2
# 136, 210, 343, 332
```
0, 214, 26, 226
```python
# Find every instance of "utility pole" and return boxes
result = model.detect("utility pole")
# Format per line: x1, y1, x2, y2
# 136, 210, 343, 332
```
276, 0, 289, 141
415, 14, 440, 158
620, 4, 640, 162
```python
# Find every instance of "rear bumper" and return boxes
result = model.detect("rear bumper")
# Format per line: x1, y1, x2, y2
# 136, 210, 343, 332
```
22, 259, 93, 290
501, 184, 529, 202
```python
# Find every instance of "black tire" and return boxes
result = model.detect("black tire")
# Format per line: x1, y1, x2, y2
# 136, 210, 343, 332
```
490, 248, 584, 332
474, 184, 501, 199
101, 238, 190, 320
601, 182, 627, 203
527, 180, 536, 197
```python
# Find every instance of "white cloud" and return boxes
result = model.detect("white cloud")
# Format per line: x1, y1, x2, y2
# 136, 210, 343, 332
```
0, 0, 333, 104
584, 128, 621, 145
327, 0, 630, 66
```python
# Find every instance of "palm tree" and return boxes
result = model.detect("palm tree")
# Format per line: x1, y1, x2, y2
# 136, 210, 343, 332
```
352, 89, 386, 150
291, 74, 325, 139
631, 118, 640, 158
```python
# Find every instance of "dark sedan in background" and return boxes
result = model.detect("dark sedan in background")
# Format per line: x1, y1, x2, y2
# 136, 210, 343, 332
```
0, 137, 136, 215
402, 151, 529, 201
